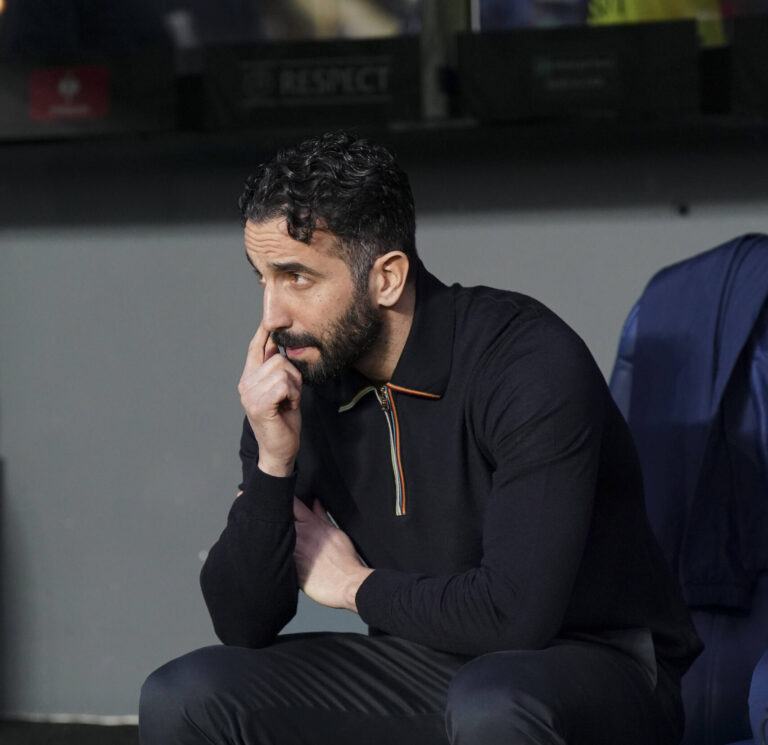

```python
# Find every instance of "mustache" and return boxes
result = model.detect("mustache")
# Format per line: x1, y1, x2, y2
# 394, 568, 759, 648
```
271, 330, 322, 349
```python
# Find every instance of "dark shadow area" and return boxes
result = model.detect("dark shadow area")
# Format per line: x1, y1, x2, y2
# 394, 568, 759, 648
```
1, 119, 768, 229
0, 721, 138, 745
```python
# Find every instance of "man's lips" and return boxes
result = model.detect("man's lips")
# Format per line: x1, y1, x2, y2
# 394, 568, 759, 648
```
285, 346, 311, 359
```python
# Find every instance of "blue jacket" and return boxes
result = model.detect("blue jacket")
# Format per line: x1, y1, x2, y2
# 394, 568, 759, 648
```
610, 234, 768, 611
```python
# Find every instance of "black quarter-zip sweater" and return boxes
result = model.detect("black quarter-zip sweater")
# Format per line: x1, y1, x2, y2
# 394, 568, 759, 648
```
201, 261, 703, 677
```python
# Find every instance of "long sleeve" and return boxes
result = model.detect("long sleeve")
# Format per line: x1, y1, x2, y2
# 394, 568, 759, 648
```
355, 322, 606, 656
200, 418, 299, 648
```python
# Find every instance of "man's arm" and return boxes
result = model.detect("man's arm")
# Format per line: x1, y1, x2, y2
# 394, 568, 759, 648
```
200, 325, 303, 648
356, 326, 606, 654
294, 322, 607, 656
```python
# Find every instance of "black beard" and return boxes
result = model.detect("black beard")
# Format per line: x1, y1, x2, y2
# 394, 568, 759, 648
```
271, 290, 383, 385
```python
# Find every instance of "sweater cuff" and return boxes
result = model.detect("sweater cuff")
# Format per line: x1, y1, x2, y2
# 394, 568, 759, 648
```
355, 568, 401, 630
237, 460, 297, 522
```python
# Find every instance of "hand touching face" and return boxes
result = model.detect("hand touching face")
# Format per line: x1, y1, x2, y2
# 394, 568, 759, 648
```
238, 323, 302, 477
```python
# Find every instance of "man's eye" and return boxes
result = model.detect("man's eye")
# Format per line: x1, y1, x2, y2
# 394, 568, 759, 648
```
290, 273, 309, 285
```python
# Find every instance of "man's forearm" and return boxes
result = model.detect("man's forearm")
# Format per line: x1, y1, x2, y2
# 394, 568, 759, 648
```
201, 466, 299, 648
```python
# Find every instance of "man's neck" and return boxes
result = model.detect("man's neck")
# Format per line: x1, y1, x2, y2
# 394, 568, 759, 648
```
354, 282, 416, 383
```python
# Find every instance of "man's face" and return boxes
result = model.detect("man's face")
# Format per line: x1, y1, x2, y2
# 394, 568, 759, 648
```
244, 218, 382, 384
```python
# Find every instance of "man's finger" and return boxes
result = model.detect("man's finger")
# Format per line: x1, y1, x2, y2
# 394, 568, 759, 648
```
261, 353, 303, 388
312, 499, 331, 523
257, 368, 302, 413
240, 349, 303, 399
244, 323, 270, 369
293, 496, 313, 521
264, 330, 281, 363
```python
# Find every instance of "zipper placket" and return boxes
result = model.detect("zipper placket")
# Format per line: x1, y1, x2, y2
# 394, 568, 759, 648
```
338, 383, 414, 517
376, 384, 407, 516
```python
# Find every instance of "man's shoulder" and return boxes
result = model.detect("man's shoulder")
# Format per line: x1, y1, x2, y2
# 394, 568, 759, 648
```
450, 281, 537, 308
445, 280, 600, 390
441, 282, 608, 435
449, 281, 577, 351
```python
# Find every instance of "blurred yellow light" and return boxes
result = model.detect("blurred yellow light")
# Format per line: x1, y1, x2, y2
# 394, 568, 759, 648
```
0, 0, 6, 14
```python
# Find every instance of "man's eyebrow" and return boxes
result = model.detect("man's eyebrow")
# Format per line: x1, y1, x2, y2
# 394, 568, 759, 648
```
268, 261, 324, 278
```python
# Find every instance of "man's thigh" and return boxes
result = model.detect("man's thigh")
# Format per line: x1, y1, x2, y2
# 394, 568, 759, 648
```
139, 632, 469, 745
446, 641, 684, 745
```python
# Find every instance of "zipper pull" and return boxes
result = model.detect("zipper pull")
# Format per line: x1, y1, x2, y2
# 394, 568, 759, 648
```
377, 385, 390, 411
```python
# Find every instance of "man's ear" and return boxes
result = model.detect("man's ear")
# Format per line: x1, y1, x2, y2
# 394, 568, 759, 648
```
370, 252, 410, 308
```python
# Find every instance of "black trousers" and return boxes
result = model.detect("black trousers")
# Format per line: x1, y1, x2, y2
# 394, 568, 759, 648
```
139, 632, 684, 745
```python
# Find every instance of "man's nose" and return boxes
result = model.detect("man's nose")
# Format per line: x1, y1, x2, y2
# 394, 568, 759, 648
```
261, 286, 291, 332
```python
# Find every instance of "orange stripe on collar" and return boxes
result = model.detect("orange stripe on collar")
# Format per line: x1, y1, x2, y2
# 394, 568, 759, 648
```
386, 383, 441, 399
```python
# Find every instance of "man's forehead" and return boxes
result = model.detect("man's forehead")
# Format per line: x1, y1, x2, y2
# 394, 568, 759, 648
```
244, 217, 291, 247
245, 218, 338, 261
244, 218, 348, 279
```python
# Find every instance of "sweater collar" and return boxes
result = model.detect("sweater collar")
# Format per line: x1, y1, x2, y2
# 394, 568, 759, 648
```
316, 259, 455, 406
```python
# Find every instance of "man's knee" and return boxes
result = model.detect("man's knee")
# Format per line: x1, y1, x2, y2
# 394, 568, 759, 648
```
445, 654, 564, 745
139, 645, 254, 744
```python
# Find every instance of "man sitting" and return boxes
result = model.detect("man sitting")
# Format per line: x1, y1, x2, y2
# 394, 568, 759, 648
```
139, 131, 702, 745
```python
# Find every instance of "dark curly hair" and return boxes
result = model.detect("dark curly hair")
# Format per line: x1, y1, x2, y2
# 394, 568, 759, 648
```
238, 131, 418, 288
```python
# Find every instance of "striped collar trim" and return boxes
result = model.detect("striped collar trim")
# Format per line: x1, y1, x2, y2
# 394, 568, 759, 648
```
338, 383, 441, 413
387, 383, 441, 399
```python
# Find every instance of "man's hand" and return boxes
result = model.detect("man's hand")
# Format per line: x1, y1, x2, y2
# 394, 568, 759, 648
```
293, 498, 374, 612
238, 324, 302, 477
